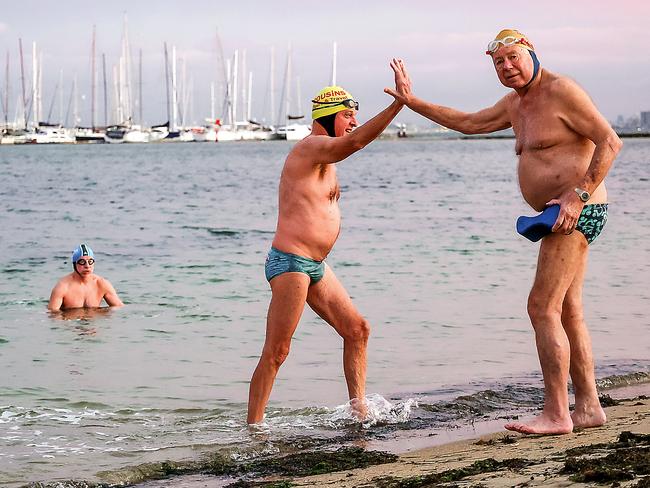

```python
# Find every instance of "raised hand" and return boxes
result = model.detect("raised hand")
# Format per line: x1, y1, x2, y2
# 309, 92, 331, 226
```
385, 58, 413, 105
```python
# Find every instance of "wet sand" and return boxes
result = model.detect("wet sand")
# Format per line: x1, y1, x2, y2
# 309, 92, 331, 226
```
125, 387, 649, 488
286, 396, 650, 488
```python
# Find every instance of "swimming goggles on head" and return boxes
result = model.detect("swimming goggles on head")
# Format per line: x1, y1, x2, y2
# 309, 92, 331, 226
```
76, 258, 95, 266
486, 36, 534, 54
311, 98, 359, 111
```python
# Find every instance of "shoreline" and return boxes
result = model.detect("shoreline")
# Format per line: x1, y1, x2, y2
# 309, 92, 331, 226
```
15, 382, 650, 487
258, 393, 650, 487
114, 384, 650, 488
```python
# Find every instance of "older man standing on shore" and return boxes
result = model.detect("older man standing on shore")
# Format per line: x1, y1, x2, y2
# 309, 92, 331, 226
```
247, 68, 408, 424
387, 29, 622, 434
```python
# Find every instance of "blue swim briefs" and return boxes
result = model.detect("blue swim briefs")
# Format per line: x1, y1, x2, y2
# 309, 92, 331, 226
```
265, 247, 326, 284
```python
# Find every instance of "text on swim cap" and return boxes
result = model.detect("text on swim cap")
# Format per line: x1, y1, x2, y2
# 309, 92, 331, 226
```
313, 90, 348, 102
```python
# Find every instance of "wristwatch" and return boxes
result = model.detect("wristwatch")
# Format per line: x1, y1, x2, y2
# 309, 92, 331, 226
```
574, 187, 590, 202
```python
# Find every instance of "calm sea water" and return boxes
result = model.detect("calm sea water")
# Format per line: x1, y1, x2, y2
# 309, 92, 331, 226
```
1, 138, 648, 486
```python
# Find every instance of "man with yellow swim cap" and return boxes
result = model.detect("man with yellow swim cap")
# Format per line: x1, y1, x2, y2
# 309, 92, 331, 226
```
386, 28, 621, 435
247, 63, 409, 424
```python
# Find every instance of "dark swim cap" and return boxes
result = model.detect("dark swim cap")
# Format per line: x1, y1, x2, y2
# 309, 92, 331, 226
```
314, 113, 338, 137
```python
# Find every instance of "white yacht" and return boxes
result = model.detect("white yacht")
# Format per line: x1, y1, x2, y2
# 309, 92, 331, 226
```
275, 123, 311, 141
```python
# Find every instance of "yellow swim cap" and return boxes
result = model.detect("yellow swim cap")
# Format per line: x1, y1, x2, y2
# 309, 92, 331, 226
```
486, 29, 535, 55
311, 86, 358, 120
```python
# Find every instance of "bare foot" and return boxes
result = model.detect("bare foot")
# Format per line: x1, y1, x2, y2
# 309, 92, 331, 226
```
350, 398, 368, 421
505, 413, 573, 435
571, 405, 607, 429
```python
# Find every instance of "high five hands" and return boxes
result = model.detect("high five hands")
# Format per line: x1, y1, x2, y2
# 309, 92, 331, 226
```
385, 58, 413, 106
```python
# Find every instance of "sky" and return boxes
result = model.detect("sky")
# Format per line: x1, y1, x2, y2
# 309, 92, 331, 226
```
1, 0, 649, 127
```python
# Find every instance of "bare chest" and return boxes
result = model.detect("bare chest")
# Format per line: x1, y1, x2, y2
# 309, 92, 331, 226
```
318, 164, 340, 202
62, 282, 104, 308
510, 97, 570, 155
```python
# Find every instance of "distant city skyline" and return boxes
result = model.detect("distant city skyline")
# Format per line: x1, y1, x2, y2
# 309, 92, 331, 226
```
1, 1, 648, 127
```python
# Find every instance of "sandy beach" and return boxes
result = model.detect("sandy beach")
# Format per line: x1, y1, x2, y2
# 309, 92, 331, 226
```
121, 389, 650, 488
229, 394, 649, 488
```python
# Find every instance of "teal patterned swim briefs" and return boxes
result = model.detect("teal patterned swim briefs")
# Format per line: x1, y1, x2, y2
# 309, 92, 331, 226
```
265, 247, 326, 284
575, 203, 608, 244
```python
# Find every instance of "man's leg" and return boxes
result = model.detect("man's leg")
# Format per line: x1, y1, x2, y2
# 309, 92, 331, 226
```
307, 266, 370, 417
561, 246, 607, 428
247, 273, 310, 424
505, 232, 588, 434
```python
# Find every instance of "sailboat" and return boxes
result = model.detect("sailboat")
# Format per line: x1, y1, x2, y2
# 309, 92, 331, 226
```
275, 46, 310, 141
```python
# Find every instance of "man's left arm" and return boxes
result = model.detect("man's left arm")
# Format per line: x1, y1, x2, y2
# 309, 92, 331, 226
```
549, 78, 623, 233
102, 279, 124, 307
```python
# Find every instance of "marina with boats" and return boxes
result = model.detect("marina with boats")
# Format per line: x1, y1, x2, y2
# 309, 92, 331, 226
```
0, 18, 324, 145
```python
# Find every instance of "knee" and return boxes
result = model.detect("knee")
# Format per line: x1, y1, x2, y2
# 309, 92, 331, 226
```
561, 298, 584, 325
261, 342, 291, 369
527, 294, 561, 327
342, 317, 371, 344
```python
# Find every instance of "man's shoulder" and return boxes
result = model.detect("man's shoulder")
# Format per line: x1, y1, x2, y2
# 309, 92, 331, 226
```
284, 135, 334, 170
94, 275, 112, 288
543, 70, 584, 97
290, 134, 331, 154
56, 273, 76, 286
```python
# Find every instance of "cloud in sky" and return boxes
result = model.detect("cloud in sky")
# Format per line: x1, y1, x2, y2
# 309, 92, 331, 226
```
1, 1, 648, 126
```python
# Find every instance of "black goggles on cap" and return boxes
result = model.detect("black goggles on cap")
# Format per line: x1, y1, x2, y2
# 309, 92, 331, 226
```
311, 98, 359, 111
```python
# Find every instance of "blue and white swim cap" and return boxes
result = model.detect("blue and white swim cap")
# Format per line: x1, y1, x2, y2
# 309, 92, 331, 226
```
72, 243, 94, 263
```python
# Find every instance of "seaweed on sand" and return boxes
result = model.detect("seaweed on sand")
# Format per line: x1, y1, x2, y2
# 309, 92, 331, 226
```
368, 458, 537, 488
562, 431, 650, 483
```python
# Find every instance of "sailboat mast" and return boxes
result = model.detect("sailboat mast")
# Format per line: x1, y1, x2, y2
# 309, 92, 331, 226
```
247, 72, 252, 122
112, 64, 119, 124
210, 82, 215, 121
4, 51, 9, 128
276, 47, 289, 127
171, 46, 178, 131
232, 50, 238, 128
241, 49, 246, 123
138, 48, 143, 125
102, 53, 107, 127
214, 27, 228, 121
91, 25, 96, 130
3, 49, 9, 130
180, 58, 186, 128
270, 46, 275, 126
73, 75, 78, 128
226, 59, 232, 126
117, 58, 124, 122
296, 76, 302, 116
285, 46, 291, 123
164, 43, 171, 126
32, 42, 38, 128
45, 77, 59, 124
59, 69, 64, 125
18, 38, 27, 129
122, 14, 132, 122
64, 80, 74, 127
38, 51, 43, 126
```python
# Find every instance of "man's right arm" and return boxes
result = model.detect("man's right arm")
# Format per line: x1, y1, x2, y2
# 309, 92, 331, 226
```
386, 58, 511, 135
306, 100, 404, 163
47, 282, 64, 311
406, 97, 512, 134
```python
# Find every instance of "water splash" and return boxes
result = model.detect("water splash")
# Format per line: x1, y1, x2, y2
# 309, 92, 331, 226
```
328, 394, 418, 428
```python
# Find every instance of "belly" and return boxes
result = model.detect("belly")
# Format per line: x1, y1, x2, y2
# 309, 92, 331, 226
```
273, 203, 341, 260
517, 146, 598, 211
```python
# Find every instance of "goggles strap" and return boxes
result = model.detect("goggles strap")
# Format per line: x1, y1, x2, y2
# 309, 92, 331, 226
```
523, 51, 540, 88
